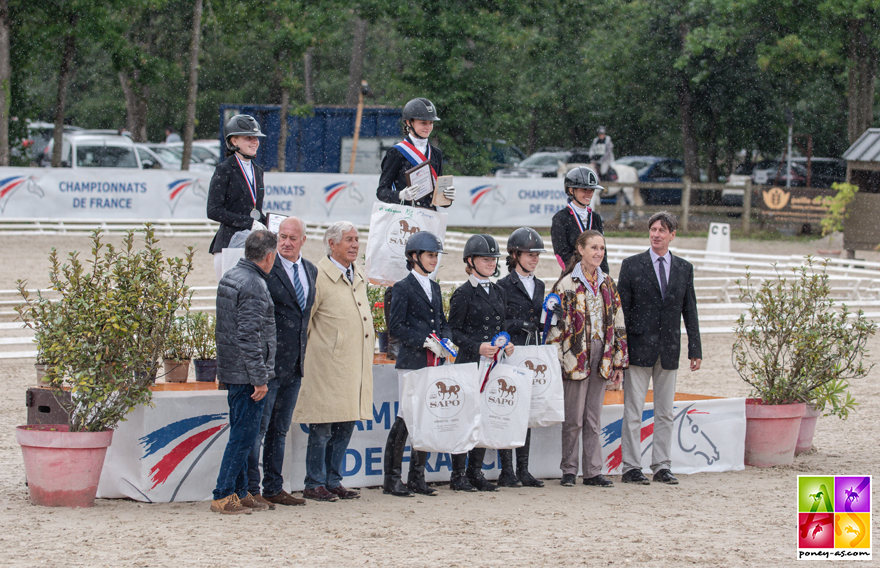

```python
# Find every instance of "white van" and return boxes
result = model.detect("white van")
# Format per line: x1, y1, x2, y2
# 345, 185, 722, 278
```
44, 132, 142, 169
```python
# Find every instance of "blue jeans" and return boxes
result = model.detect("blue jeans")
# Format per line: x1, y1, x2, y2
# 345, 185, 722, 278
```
304, 421, 355, 489
247, 375, 302, 496
213, 383, 266, 500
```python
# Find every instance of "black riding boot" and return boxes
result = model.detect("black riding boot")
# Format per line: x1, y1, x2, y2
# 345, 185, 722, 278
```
407, 450, 438, 496
496, 449, 522, 487
383, 286, 399, 360
383, 417, 413, 497
449, 453, 476, 492
516, 429, 544, 487
466, 448, 497, 492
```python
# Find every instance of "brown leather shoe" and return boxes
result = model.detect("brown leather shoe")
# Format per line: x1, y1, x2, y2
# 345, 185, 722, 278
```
302, 486, 339, 502
249, 494, 276, 510
327, 485, 360, 499
239, 492, 270, 511
263, 489, 306, 506
210, 494, 252, 515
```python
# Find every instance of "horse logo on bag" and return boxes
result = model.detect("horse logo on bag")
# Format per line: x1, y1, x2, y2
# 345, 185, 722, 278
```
386, 217, 423, 256
426, 378, 464, 418
522, 357, 551, 396
485, 375, 518, 416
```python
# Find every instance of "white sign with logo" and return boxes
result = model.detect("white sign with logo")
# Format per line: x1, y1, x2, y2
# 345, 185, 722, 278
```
0, 167, 577, 228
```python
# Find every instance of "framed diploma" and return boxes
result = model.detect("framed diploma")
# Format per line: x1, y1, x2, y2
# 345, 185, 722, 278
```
404, 160, 435, 201
266, 212, 288, 234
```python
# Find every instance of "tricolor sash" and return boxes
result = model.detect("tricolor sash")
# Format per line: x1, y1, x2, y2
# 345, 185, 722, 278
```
567, 203, 592, 232
394, 139, 438, 181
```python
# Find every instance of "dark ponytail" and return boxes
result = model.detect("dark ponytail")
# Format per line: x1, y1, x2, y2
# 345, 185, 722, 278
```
505, 251, 519, 273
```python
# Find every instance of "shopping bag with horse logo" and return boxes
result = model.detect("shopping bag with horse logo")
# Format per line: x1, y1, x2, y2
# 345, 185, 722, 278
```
504, 344, 565, 428
475, 363, 532, 449
400, 363, 480, 454
364, 202, 448, 286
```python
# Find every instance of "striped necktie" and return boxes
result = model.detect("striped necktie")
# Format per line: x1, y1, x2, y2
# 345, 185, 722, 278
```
290, 262, 306, 309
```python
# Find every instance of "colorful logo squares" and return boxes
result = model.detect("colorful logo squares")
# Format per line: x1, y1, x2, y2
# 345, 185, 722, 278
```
798, 476, 871, 561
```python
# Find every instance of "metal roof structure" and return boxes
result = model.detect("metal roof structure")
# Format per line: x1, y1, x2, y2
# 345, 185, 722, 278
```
843, 128, 880, 162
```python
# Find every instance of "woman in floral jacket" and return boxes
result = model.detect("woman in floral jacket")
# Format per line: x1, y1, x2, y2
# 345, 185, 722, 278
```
547, 230, 628, 488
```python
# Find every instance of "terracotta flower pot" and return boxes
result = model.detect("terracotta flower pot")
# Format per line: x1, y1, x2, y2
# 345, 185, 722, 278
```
163, 359, 191, 383
194, 359, 217, 382
795, 404, 822, 456
16, 424, 113, 508
744, 398, 806, 467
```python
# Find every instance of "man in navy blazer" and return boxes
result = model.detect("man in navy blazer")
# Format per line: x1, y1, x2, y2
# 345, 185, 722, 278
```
247, 216, 317, 507
616, 212, 701, 486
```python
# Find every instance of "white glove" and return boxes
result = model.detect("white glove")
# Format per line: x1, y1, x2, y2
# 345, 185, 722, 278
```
251, 219, 267, 231
399, 185, 419, 201
442, 185, 456, 201
423, 336, 446, 357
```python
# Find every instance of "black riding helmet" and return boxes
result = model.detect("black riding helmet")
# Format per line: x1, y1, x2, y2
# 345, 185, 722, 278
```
402, 98, 441, 122
405, 231, 445, 273
564, 166, 603, 206
463, 234, 501, 278
225, 114, 266, 158
507, 227, 546, 253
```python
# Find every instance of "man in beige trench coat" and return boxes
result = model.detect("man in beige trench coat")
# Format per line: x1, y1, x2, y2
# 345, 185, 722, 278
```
293, 221, 374, 501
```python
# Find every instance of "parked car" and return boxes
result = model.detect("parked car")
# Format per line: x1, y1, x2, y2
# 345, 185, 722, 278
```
138, 143, 214, 172
480, 139, 525, 174
765, 158, 846, 188
495, 149, 592, 178
615, 156, 685, 205
44, 133, 141, 169
165, 141, 222, 167
14, 121, 84, 166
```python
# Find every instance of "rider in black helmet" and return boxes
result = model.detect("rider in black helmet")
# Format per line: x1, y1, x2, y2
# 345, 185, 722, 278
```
446, 234, 514, 493
495, 227, 547, 488
206, 114, 269, 280
376, 97, 455, 209
551, 166, 608, 274
384, 231, 451, 498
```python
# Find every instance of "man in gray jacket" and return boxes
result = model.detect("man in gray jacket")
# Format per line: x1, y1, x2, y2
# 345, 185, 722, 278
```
210, 230, 278, 515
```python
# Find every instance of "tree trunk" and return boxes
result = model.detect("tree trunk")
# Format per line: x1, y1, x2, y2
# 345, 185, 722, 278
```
304, 47, 314, 104
0, 0, 10, 167
677, 21, 700, 181
277, 67, 290, 172
181, 0, 203, 170
847, 18, 876, 144
51, 16, 77, 168
119, 72, 149, 142
344, 17, 367, 106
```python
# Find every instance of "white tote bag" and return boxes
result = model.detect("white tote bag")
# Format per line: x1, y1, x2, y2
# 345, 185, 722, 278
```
504, 344, 565, 428
400, 363, 481, 454
475, 363, 533, 449
364, 202, 448, 286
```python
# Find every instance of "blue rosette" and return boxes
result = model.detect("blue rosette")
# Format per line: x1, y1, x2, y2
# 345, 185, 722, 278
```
541, 293, 561, 344
491, 331, 510, 349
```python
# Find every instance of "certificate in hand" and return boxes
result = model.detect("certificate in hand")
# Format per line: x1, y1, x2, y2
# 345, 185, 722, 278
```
266, 212, 288, 234
404, 160, 435, 201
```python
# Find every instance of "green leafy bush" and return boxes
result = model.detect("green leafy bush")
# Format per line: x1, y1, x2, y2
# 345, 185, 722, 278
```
16, 225, 194, 432
189, 312, 217, 360
820, 182, 859, 236
732, 257, 875, 418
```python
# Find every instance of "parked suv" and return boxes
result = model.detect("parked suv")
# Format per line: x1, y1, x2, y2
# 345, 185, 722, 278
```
44, 132, 142, 169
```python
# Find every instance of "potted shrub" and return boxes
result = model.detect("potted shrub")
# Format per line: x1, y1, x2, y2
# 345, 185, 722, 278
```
33, 328, 51, 386
162, 315, 194, 383
368, 285, 388, 352
189, 312, 218, 382
15, 225, 193, 507
733, 258, 875, 467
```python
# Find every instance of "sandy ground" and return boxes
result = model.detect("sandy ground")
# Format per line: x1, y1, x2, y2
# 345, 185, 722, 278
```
0, 230, 877, 567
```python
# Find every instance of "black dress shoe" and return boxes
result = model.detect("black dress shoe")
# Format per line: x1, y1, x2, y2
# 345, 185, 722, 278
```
583, 475, 614, 487
497, 469, 522, 488
653, 469, 679, 485
560, 473, 576, 487
621, 469, 651, 485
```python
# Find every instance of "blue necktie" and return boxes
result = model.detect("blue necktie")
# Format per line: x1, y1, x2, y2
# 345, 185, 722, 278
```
291, 262, 306, 309
658, 257, 667, 299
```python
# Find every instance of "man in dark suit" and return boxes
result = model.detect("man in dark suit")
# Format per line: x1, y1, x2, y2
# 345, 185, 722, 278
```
616, 212, 701, 485
247, 216, 317, 507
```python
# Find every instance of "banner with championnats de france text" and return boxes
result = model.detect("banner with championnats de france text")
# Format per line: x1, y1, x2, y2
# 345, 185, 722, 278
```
0, 167, 576, 227
97, 362, 745, 503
